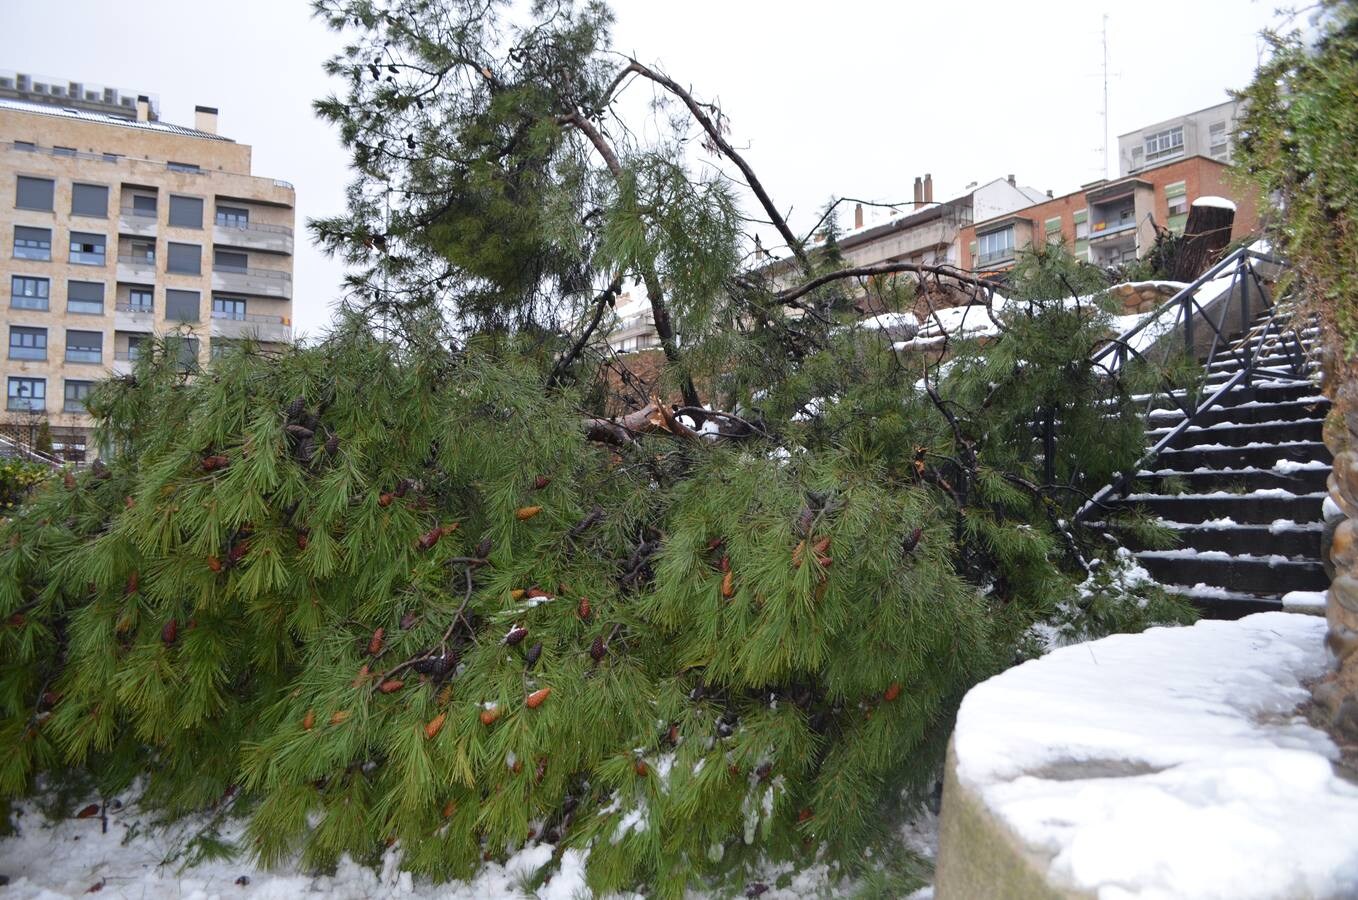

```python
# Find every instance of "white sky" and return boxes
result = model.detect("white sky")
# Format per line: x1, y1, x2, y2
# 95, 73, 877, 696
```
2, 0, 1282, 336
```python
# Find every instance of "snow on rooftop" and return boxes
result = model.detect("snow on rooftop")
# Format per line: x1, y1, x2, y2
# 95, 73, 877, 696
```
952, 611, 1358, 898
0, 97, 232, 142
1193, 195, 1238, 211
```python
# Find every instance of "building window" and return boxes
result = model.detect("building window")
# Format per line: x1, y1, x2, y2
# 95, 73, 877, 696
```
123, 335, 146, 361
7, 377, 45, 412
71, 183, 109, 218
67, 280, 105, 315
210, 339, 242, 361
168, 195, 203, 229
64, 380, 93, 413
165, 289, 201, 323
15, 175, 54, 211
14, 141, 35, 152
102, 152, 120, 164
9, 326, 47, 361
166, 242, 201, 275
126, 287, 154, 311
1144, 126, 1184, 161
1165, 181, 1189, 234
13, 225, 51, 260
11, 276, 50, 310
977, 226, 1016, 264
121, 238, 156, 265
65, 330, 104, 364
168, 336, 200, 372
69, 232, 106, 266
166, 161, 201, 174
212, 295, 247, 320
216, 206, 250, 228
1044, 216, 1063, 246
127, 193, 158, 218
214, 249, 248, 272
1209, 122, 1228, 159
53, 146, 76, 157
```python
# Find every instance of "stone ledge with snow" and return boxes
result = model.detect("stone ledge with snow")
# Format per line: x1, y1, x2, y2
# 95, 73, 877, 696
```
933, 612, 1358, 899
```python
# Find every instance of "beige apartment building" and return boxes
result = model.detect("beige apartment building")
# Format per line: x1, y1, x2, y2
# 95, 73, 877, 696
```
0, 72, 294, 460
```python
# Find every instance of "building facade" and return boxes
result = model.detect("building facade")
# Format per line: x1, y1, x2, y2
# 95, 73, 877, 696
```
1, 75, 294, 459
1117, 99, 1240, 176
957, 155, 1259, 274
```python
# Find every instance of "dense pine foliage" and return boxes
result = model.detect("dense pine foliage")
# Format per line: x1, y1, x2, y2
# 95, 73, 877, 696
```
0, 0, 1195, 893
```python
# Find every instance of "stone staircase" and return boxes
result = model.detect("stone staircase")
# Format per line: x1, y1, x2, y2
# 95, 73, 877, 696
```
1100, 312, 1331, 618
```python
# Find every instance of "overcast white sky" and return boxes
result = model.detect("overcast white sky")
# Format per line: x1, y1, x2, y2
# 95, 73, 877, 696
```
3, 0, 1282, 336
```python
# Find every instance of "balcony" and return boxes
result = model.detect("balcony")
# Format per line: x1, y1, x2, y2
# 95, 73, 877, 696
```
118, 206, 157, 238
213, 219, 293, 255
116, 252, 156, 282
8, 346, 45, 361
111, 350, 138, 376
211, 264, 292, 300
65, 349, 103, 365
114, 303, 156, 332
210, 310, 291, 344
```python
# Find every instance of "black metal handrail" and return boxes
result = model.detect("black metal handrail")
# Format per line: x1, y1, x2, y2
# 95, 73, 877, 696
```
1072, 247, 1313, 523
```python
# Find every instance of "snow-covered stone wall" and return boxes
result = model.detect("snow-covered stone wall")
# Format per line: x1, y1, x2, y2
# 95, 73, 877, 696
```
934, 613, 1358, 899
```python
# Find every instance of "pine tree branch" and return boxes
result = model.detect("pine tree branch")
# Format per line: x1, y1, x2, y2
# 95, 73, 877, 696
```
617, 60, 812, 274
548, 275, 624, 387
776, 263, 1002, 307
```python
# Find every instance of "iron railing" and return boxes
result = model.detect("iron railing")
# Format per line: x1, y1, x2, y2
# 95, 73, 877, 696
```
1072, 246, 1312, 523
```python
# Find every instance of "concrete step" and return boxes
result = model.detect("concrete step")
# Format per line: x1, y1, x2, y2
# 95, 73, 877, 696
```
1109, 490, 1328, 525
1134, 550, 1328, 594
1149, 418, 1326, 448
1140, 382, 1323, 411
1132, 466, 1330, 495
1155, 440, 1332, 472
1110, 520, 1323, 557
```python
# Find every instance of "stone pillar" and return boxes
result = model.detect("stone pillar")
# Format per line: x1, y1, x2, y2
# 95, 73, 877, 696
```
1318, 356, 1358, 740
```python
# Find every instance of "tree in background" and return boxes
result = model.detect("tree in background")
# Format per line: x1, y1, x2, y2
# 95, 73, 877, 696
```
0, 1, 1187, 894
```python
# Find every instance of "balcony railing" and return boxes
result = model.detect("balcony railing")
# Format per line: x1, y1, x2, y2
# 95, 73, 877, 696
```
115, 303, 154, 314
114, 351, 141, 362
69, 250, 106, 266
11, 297, 49, 311
212, 310, 287, 324
117, 252, 156, 265
8, 347, 46, 361
214, 219, 293, 236
7, 397, 44, 412
119, 206, 157, 219
65, 349, 103, 364
13, 246, 50, 261
977, 250, 1015, 267
1090, 220, 1137, 239
212, 264, 291, 282
63, 401, 87, 413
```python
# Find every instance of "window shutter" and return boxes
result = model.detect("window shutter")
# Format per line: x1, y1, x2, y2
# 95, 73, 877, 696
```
71, 183, 108, 217
15, 176, 54, 210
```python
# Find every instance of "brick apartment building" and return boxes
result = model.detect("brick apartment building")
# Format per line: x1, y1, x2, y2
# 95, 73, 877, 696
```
957, 154, 1259, 274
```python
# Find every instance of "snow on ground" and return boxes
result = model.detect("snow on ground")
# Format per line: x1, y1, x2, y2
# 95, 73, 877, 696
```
1282, 589, 1328, 613
0, 796, 938, 899
0, 805, 596, 900
952, 612, 1358, 899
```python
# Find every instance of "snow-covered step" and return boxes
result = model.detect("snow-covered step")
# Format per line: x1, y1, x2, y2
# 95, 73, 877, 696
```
1133, 549, 1328, 595
1202, 366, 1317, 388
1137, 382, 1322, 410
1111, 490, 1328, 525
1132, 465, 1330, 495
1155, 440, 1331, 472
1145, 397, 1329, 427
1148, 418, 1325, 448
1110, 520, 1323, 557
1158, 583, 1284, 618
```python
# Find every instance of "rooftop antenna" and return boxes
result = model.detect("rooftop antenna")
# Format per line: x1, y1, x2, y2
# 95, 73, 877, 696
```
1101, 13, 1111, 178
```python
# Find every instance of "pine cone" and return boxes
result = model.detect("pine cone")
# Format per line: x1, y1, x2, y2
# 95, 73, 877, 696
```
442, 800, 456, 819
63, 472, 76, 490
125, 570, 139, 595
394, 479, 412, 498
76, 803, 100, 819
378, 492, 394, 508
532, 475, 552, 490
475, 536, 492, 559
589, 635, 606, 662
399, 612, 417, 630
161, 619, 178, 645
352, 664, 370, 687
368, 627, 385, 656
416, 527, 442, 551
634, 759, 649, 777
525, 586, 551, 599
883, 682, 902, 702
285, 424, 314, 439
302, 709, 315, 731
798, 807, 814, 824
721, 570, 735, 599
902, 527, 923, 555
479, 706, 501, 726
504, 626, 528, 646
286, 396, 306, 420
515, 505, 542, 521
510, 589, 526, 601
295, 532, 309, 551
525, 642, 542, 669
378, 679, 404, 694
534, 757, 548, 783
329, 710, 351, 725
577, 597, 591, 620
526, 687, 551, 709
324, 434, 339, 455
